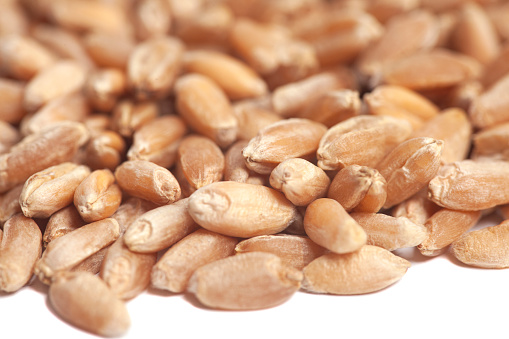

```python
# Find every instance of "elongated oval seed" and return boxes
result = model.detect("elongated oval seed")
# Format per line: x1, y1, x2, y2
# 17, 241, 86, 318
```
269, 158, 330, 206
418, 209, 481, 257
35, 218, 120, 284
124, 198, 199, 253
350, 213, 428, 251
115, 160, 181, 206
0, 214, 42, 292
428, 160, 509, 211
302, 245, 411, 295
451, 220, 509, 268
377, 137, 443, 208
0, 121, 89, 193
304, 198, 366, 254
188, 181, 297, 238
151, 228, 238, 293
100, 236, 157, 300
49, 271, 130, 337
43, 205, 85, 247
235, 234, 328, 270
175, 73, 238, 148
317, 115, 412, 171
127, 36, 184, 100
188, 252, 302, 310
73, 169, 122, 223
243, 118, 327, 175
20, 163, 91, 219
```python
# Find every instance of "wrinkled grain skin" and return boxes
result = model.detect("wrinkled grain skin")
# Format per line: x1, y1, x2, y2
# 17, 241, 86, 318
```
302, 245, 411, 295
115, 160, 181, 206
0, 214, 42, 292
175, 73, 238, 148
101, 237, 157, 300
24, 60, 87, 112
470, 74, 509, 129
224, 140, 266, 185
317, 115, 412, 171
188, 252, 302, 310
188, 182, 297, 238
151, 229, 238, 293
364, 85, 439, 130
428, 160, 509, 211
128, 115, 187, 168
410, 108, 472, 164
0, 122, 89, 193
20, 163, 91, 219
235, 235, 328, 270
43, 205, 85, 247
128, 37, 184, 100
124, 198, 199, 253
49, 272, 130, 337
270, 158, 330, 206
111, 100, 159, 138
111, 197, 156, 235
451, 221, 509, 268
418, 209, 481, 256
35, 218, 120, 284
85, 130, 126, 171
392, 188, 441, 225
176, 135, 225, 197
350, 213, 428, 251
304, 198, 367, 254
183, 50, 268, 100
327, 165, 387, 213
377, 137, 443, 208
74, 169, 122, 223
243, 118, 327, 175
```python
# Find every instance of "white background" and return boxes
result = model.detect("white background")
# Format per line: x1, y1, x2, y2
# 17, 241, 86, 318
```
1, 213, 508, 339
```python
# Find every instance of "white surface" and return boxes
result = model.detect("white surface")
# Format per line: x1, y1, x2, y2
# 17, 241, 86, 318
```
2, 214, 508, 339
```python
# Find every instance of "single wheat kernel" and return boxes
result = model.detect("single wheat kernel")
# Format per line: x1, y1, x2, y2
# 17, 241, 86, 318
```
83, 31, 135, 69
376, 137, 443, 208
175, 135, 225, 197
188, 252, 303, 310
43, 205, 85, 248
350, 213, 428, 251
269, 158, 330, 206
243, 118, 327, 175
111, 99, 159, 138
124, 198, 199, 253
235, 234, 328, 270
224, 140, 267, 185
175, 73, 238, 148
127, 115, 187, 169
100, 236, 157, 300
418, 209, 481, 256
183, 49, 268, 100
35, 218, 120, 284
451, 220, 509, 268
84, 68, 126, 112
114, 160, 181, 206
151, 228, 238, 293
73, 169, 122, 223
302, 245, 411, 295
85, 130, 126, 171
188, 181, 297, 238
0, 214, 42, 292
317, 115, 412, 171
327, 165, 387, 213
20, 163, 91, 219
470, 74, 509, 129
304, 198, 367, 254
49, 271, 130, 337
23, 60, 87, 112
428, 160, 509, 211
233, 104, 282, 141
0, 121, 89, 194
127, 37, 184, 100
21, 92, 90, 136
133, 0, 172, 40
